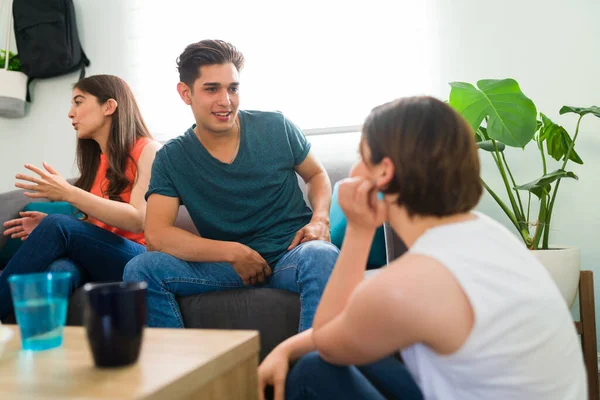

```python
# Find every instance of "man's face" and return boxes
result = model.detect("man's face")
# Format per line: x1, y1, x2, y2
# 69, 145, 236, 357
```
179, 63, 240, 135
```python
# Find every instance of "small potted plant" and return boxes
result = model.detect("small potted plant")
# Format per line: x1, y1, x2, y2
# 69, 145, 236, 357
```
448, 78, 599, 306
0, 49, 28, 118
0, 49, 21, 71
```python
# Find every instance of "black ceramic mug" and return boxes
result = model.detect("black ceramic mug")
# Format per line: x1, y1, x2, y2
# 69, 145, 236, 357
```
82, 281, 147, 368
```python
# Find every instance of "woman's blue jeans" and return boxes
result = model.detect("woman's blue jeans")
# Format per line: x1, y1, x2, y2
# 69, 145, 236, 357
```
285, 352, 423, 400
0, 214, 146, 319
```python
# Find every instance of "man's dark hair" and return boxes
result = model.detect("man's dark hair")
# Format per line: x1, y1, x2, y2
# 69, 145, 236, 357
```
176, 39, 245, 88
362, 96, 482, 217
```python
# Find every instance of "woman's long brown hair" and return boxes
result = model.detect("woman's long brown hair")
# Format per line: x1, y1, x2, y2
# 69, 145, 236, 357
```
73, 75, 152, 202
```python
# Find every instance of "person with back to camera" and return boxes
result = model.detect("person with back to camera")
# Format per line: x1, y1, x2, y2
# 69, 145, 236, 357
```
258, 96, 586, 400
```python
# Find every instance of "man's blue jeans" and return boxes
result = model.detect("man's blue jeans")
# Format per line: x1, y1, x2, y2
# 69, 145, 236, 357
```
285, 352, 423, 400
0, 214, 146, 319
123, 240, 339, 330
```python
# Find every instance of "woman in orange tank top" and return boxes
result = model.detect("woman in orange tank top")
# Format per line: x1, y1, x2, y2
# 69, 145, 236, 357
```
0, 75, 161, 319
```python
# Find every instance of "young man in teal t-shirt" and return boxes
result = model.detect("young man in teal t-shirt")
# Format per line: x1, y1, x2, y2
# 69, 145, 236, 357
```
123, 40, 339, 330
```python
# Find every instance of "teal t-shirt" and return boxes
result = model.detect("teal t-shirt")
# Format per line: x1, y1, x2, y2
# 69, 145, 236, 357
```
147, 110, 313, 266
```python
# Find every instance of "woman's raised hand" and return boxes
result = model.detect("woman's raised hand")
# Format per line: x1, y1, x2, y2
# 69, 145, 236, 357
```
15, 162, 75, 202
338, 177, 387, 231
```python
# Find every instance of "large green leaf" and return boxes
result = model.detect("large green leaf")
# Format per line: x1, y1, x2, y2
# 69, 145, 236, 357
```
448, 82, 488, 135
559, 106, 600, 118
539, 113, 583, 164
514, 169, 579, 198
449, 79, 537, 148
477, 140, 506, 152
474, 127, 506, 152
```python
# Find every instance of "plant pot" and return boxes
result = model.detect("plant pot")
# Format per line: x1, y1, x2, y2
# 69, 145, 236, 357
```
0, 69, 28, 118
531, 246, 580, 308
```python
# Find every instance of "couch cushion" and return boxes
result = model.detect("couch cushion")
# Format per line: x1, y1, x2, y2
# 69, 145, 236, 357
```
178, 288, 300, 361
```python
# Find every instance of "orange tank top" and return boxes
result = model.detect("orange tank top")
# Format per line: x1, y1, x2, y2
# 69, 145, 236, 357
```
87, 138, 152, 245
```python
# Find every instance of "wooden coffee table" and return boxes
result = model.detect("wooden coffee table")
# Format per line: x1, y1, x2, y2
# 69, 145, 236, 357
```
0, 325, 259, 399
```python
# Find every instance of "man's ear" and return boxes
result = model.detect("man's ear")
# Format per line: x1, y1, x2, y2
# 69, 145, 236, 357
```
177, 82, 193, 105
376, 157, 395, 189
104, 99, 118, 116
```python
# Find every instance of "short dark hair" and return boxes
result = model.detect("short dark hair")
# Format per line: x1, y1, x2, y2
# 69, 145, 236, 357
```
176, 39, 245, 87
362, 96, 482, 217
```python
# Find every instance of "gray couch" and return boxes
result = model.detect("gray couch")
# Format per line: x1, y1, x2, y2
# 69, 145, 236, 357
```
0, 132, 406, 361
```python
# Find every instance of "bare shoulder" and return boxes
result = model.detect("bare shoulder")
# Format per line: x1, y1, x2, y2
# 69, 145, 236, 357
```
141, 140, 163, 156
359, 254, 447, 313
365, 253, 474, 354
370, 253, 453, 294
138, 140, 163, 165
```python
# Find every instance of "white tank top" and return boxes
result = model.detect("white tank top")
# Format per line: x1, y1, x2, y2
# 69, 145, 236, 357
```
401, 212, 586, 400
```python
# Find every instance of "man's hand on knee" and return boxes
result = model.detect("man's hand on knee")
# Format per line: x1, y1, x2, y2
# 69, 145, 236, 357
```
287, 219, 331, 250
231, 244, 272, 285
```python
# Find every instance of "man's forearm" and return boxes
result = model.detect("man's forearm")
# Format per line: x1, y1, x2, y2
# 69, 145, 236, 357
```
307, 171, 332, 223
146, 226, 240, 263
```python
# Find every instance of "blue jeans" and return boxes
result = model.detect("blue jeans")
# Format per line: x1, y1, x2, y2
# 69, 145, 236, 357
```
123, 240, 339, 330
0, 214, 146, 318
285, 352, 423, 400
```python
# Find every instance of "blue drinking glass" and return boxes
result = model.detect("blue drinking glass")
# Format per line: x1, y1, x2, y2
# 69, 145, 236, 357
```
8, 272, 72, 351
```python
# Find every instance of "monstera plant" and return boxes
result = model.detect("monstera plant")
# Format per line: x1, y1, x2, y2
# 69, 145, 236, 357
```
448, 78, 599, 250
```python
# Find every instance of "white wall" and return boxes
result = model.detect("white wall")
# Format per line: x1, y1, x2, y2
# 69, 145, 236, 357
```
1, 0, 600, 342
428, 0, 600, 343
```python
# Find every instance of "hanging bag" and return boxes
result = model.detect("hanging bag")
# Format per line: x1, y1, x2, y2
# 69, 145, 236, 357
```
12, 0, 90, 102
0, 0, 27, 118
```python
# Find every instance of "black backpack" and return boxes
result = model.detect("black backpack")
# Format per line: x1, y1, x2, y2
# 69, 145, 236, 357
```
12, 0, 90, 101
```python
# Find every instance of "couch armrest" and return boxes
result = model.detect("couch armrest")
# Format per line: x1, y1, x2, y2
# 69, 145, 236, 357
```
0, 188, 49, 250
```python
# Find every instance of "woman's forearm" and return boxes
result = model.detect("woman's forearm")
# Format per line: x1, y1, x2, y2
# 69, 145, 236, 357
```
278, 328, 316, 361
312, 224, 374, 329
67, 187, 144, 233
